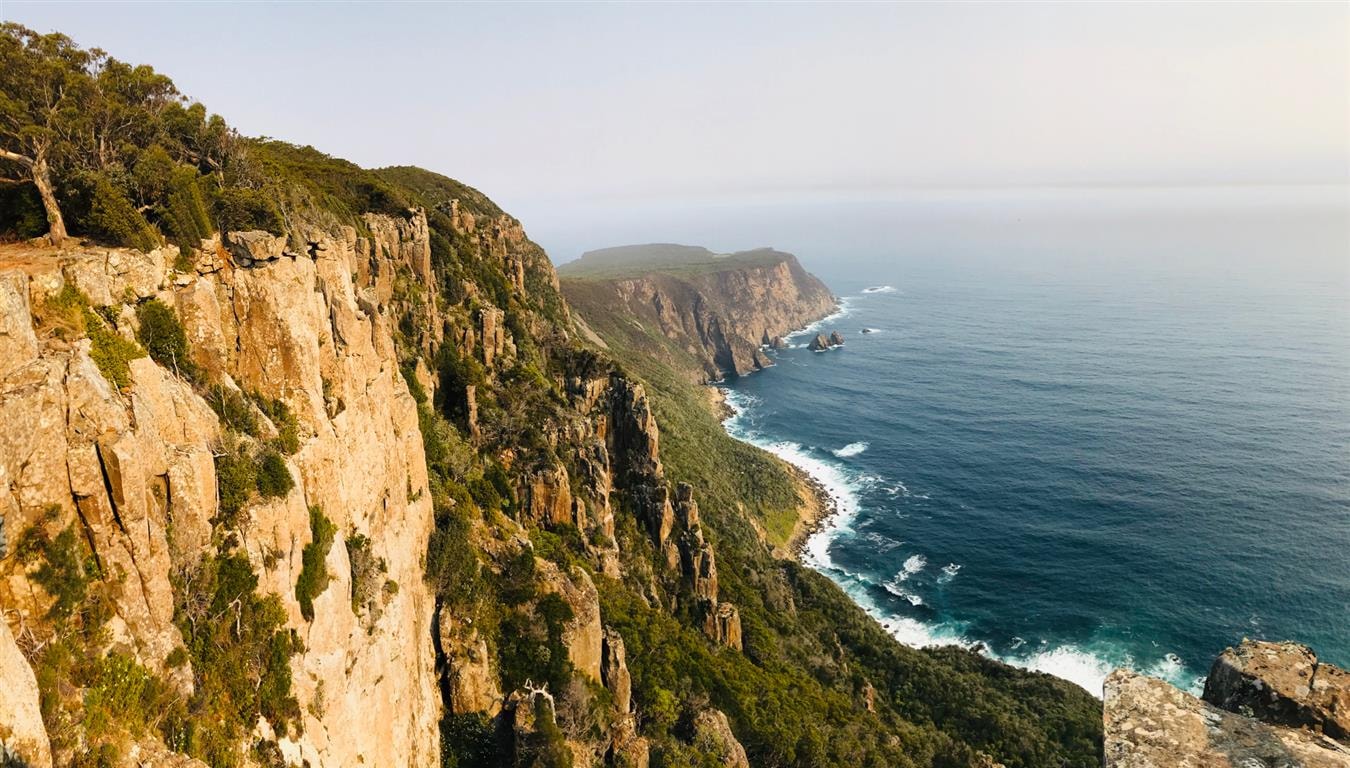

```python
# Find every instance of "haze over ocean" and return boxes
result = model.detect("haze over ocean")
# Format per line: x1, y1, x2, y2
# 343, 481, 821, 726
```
691, 185, 1350, 695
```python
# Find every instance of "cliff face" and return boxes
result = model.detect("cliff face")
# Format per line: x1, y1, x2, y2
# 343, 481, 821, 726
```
0, 135, 1106, 768
559, 245, 836, 381
1104, 641, 1350, 767
0, 216, 441, 766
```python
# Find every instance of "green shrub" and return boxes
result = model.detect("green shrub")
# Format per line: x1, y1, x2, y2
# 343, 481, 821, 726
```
86, 174, 160, 252
212, 185, 284, 234
255, 449, 293, 498
250, 393, 301, 454
440, 712, 500, 768
160, 165, 214, 251
19, 524, 96, 621
85, 307, 145, 390
135, 299, 196, 379
83, 651, 176, 739
169, 552, 300, 766
425, 510, 484, 612
296, 506, 336, 621
207, 386, 260, 436
214, 444, 256, 526
0, 182, 47, 240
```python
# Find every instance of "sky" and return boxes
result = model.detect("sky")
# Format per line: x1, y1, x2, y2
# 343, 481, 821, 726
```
4, 1, 1348, 259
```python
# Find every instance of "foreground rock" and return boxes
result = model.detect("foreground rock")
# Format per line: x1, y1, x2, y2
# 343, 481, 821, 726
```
1105, 671, 1350, 767
1105, 642, 1350, 768
1203, 640, 1350, 744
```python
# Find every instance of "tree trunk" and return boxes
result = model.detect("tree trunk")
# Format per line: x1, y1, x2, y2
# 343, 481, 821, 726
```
30, 151, 68, 244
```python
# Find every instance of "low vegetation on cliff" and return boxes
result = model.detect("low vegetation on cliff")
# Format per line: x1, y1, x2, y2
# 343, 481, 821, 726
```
0, 24, 1101, 768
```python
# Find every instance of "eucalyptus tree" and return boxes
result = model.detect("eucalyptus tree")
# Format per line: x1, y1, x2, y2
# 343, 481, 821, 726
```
0, 23, 96, 242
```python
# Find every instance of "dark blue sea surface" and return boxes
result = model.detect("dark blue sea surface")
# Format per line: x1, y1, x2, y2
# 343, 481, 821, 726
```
717, 187, 1350, 694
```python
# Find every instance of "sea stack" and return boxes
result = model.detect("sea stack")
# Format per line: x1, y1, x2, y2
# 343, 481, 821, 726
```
810, 331, 845, 351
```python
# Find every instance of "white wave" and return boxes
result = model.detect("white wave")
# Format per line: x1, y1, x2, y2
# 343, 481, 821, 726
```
938, 563, 962, 583
899, 554, 927, 580
882, 579, 925, 606
862, 531, 903, 552
1014, 645, 1117, 696
833, 441, 869, 458
717, 383, 1197, 699
861, 327, 883, 334
862, 285, 897, 294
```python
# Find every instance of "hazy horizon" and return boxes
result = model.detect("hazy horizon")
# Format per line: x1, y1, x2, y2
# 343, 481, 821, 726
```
4, 1, 1347, 260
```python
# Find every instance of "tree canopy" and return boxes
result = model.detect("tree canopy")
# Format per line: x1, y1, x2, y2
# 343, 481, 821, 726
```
0, 22, 275, 248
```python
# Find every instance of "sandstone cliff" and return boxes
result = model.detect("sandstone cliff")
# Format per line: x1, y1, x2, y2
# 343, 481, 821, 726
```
559, 244, 836, 381
0, 48, 1105, 763
0, 215, 444, 766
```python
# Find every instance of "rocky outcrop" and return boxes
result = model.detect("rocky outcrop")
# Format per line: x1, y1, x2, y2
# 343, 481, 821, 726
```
438, 606, 503, 716
538, 561, 603, 684
0, 211, 443, 767
519, 461, 575, 527
809, 331, 844, 351
560, 246, 835, 381
1203, 640, 1350, 744
601, 627, 632, 715
1105, 643, 1350, 767
1105, 670, 1350, 767
225, 229, 289, 266
0, 619, 51, 768
691, 709, 750, 768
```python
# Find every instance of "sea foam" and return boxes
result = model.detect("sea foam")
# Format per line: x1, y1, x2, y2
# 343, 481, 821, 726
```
719, 384, 1199, 699
833, 441, 869, 457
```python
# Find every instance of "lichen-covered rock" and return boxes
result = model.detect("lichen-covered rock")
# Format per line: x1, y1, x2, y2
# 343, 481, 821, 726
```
0, 618, 51, 768
691, 709, 750, 768
1104, 669, 1350, 767
1203, 640, 1350, 744
226, 230, 287, 265
607, 715, 649, 768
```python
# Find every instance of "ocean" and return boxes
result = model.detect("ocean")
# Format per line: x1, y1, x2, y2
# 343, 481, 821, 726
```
710, 186, 1350, 695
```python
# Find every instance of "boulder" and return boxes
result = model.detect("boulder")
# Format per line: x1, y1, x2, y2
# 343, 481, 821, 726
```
829, 330, 846, 346
1203, 640, 1350, 743
226, 230, 287, 265
1104, 669, 1350, 767
808, 333, 830, 351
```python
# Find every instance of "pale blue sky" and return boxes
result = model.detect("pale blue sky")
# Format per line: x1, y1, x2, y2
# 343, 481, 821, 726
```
5, 1, 1347, 257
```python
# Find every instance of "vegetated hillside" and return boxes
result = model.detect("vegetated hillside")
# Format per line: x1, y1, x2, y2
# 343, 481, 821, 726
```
561, 245, 837, 381
0, 24, 1101, 768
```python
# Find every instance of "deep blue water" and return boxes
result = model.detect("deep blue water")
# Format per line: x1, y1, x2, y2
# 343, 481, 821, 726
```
716, 188, 1350, 694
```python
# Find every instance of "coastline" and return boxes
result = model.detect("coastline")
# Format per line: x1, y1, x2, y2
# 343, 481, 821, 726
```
783, 464, 837, 558
704, 365, 839, 561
